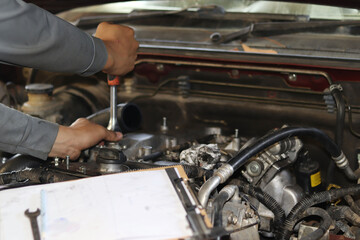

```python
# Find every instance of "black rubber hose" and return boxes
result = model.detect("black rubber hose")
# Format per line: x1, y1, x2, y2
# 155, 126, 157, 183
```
0, 154, 42, 174
213, 191, 229, 227
299, 207, 332, 240
86, 102, 142, 133
227, 127, 341, 172
231, 179, 285, 233
278, 185, 360, 240
332, 88, 345, 149
327, 88, 345, 184
142, 151, 163, 161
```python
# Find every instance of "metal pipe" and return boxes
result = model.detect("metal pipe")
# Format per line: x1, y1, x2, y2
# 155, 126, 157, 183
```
198, 175, 221, 207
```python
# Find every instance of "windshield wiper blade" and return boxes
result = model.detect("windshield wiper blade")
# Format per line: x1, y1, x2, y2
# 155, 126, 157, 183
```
76, 5, 225, 29
211, 20, 360, 44
76, 9, 188, 28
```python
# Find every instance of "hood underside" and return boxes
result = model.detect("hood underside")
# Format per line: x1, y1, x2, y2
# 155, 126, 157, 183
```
275, 0, 360, 9
26, 0, 360, 14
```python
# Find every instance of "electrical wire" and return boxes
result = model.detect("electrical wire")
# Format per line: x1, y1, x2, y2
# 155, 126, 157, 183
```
127, 78, 180, 103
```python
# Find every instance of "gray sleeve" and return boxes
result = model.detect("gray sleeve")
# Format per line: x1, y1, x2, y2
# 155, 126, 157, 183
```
0, 104, 59, 160
0, 0, 107, 76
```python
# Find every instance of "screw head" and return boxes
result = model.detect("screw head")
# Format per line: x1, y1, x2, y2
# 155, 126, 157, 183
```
288, 73, 297, 82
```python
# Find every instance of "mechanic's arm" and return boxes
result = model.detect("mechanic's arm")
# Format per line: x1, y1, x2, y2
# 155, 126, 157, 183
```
0, 105, 122, 160
49, 118, 122, 159
0, 0, 138, 76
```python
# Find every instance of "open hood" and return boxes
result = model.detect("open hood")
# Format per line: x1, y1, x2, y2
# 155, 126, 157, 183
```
26, 0, 360, 13
274, 0, 360, 9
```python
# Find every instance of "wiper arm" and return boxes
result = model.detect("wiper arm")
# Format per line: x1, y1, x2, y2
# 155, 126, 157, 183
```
211, 20, 360, 44
76, 5, 225, 29
76, 9, 188, 28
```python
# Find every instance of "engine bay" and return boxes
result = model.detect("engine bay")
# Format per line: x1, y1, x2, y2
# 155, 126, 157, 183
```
1, 55, 360, 240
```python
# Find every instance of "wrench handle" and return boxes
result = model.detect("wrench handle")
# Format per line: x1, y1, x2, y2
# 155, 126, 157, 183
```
107, 75, 120, 86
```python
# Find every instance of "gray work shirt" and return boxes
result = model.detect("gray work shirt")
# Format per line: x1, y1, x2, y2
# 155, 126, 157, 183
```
0, 0, 108, 159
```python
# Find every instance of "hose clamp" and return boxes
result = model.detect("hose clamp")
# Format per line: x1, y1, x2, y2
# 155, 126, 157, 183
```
329, 84, 343, 92
214, 163, 234, 183
332, 152, 348, 169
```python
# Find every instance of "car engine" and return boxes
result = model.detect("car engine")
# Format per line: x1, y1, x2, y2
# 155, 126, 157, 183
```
1, 55, 360, 240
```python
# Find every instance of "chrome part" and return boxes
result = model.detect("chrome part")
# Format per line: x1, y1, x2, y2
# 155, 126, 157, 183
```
333, 151, 348, 169
214, 163, 234, 183
65, 156, 70, 170
198, 175, 221, 207
107, 86, 120, 131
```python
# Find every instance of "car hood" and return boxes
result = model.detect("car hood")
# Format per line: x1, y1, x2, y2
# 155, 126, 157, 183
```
275, 0, 359, 9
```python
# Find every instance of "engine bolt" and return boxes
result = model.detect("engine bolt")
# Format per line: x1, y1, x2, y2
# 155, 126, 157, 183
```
161, 117, 168, 133
228, 214, 238, 225
79, 166, 87, 174
234, 129, 239, 138
246, 160, 262, 177
54, 157, 59, 167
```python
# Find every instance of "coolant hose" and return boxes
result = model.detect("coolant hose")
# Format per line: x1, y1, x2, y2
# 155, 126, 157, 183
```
299, 207, 332, 240
327, 87, 346, 183
227, 127, 358, 181
332, 87, 345, 150
232, 179, 285, 233
278, 185, 360, 240
228, 127, 340, 171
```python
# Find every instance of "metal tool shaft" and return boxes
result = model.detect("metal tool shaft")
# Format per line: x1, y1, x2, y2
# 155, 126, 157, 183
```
107, 85, 120, 131
107, 74, 121, 132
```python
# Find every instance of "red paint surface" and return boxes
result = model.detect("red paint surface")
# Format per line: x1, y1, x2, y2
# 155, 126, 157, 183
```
136, 53, 360, 92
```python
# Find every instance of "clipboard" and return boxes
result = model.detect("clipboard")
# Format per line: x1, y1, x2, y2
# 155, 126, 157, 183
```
0, 165, 213, 240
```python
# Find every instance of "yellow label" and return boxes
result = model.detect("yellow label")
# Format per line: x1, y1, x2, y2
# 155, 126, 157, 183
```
310, 171, 321, 187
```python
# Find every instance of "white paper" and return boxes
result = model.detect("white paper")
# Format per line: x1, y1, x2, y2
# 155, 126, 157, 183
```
0, 169, 193, 240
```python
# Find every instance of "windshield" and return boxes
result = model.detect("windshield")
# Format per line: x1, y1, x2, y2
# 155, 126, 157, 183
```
67, 0, 360, 20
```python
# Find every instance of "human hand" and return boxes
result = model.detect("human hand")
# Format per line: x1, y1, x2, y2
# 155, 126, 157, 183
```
49, 118, 122, 159
95, 22, 139, 76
